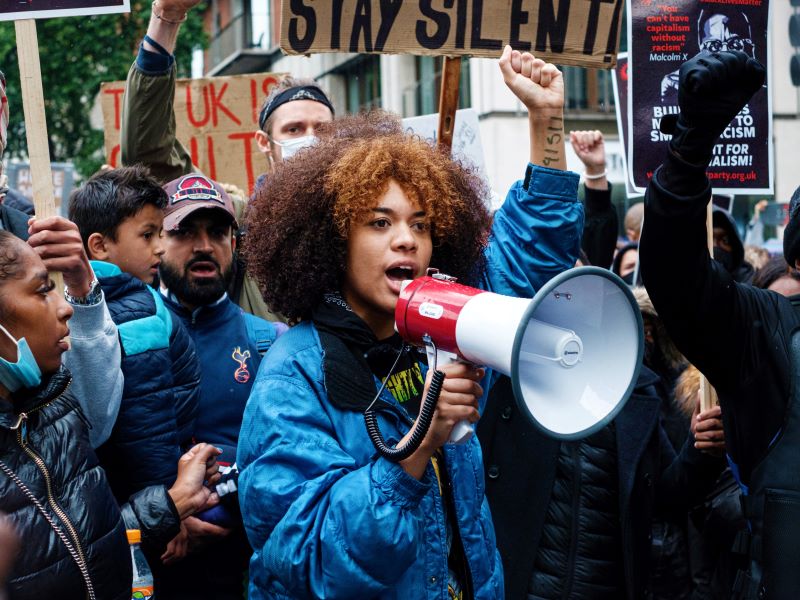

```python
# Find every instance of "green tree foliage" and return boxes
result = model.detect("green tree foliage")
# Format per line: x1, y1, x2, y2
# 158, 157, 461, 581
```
0, 2, 206, 177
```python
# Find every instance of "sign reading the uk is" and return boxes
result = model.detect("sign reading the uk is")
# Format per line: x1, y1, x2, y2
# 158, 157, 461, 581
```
280, 0, 626, 68
101, 71, 283, 195
0, 0, 130, 21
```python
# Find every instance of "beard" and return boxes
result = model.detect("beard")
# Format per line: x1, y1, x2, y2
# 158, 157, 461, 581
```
159, 254, 234, 307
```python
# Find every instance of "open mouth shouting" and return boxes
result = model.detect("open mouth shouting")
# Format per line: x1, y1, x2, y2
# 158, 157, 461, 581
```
385, 263, 418, 294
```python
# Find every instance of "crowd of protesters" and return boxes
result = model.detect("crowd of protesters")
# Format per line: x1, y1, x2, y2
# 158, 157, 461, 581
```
0, 0, 794, 598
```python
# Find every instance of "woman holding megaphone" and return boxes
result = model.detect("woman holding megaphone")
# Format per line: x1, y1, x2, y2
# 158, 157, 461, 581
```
238, 46, 583, 600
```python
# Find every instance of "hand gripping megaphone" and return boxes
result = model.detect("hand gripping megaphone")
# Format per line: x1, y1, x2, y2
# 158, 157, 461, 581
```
394, 266, 643, 443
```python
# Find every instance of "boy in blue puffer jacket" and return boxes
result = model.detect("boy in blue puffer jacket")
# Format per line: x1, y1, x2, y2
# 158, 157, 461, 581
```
68, 165, 202, 565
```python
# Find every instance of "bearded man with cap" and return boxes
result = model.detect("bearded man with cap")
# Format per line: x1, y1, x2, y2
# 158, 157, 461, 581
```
637, 50, 800, 599
156, 173, 286, 599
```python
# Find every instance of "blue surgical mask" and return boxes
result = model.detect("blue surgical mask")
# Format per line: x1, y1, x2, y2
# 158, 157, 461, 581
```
273, 135, 318, 160
0, 323, 42, 392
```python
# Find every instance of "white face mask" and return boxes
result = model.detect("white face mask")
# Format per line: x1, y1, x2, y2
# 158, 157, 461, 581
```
272, 135, 318, 161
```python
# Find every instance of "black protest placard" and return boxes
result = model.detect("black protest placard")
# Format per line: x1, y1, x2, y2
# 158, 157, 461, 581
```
628, 0, 772, 193
280, 0, 626, 69
0, 0, 128, 21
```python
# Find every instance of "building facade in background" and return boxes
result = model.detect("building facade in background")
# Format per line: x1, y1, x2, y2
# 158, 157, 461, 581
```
199, 0, 799, 221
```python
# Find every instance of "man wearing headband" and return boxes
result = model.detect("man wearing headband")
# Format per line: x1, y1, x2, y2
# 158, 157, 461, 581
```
120, 0, 333, 322
254, 77, 334, 170
120, 0, 334, 183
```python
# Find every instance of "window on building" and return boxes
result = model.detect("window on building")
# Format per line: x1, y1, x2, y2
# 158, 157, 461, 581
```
334, 55, 382, 114
561, 66, 615, 114
400, 56, 471, 117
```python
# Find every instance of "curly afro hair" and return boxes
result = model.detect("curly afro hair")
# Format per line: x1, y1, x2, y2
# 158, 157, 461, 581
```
245, 110, 491, 324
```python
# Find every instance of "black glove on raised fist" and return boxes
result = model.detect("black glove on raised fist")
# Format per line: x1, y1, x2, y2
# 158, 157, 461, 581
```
660, 51, 765, 167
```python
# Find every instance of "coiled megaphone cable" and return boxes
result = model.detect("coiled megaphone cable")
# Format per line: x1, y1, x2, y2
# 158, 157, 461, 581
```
364, 339, 446, 462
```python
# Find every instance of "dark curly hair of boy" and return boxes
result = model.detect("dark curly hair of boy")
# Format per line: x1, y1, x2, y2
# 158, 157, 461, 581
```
244, 110, 491, 324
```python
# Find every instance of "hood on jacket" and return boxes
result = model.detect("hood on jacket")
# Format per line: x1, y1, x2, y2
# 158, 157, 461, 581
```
633, 286, 687, 373
712, 207, 745, 268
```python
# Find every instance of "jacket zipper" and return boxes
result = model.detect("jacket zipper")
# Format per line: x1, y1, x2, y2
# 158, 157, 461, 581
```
13, 381, 95, 595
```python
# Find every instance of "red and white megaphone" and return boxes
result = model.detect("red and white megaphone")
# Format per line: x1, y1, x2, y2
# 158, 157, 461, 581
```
395, 266, 643, 443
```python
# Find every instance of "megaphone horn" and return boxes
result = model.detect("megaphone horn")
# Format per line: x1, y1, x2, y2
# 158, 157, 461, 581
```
395, 267, 644, 442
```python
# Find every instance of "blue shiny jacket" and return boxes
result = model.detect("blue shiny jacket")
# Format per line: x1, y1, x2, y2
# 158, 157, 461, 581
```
237, 165, 583, 599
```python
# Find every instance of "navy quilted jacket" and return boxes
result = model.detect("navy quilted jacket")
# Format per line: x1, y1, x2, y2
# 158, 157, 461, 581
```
92, 261, 201, 505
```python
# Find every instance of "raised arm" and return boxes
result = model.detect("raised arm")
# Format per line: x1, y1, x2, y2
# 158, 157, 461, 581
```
120, 0, 200, 182
572, 130, 618, 268
482, 46, 583, 298
28, 217, 123, 447
639, 51, 766, 385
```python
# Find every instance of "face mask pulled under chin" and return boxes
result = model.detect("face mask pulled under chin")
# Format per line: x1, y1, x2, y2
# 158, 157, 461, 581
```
0, 323, 42, 392
274, 135, 318, 161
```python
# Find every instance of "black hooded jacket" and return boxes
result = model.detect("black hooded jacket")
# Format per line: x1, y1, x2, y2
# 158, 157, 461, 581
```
477, 367, 723, 599
712, 207, 754, 284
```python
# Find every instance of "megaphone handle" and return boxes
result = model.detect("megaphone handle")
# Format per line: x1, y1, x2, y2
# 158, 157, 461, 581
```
424, 346, 474, 445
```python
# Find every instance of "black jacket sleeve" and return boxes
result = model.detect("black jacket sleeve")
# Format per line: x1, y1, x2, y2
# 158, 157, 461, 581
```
581, 183, 618, 269
121, 484, 181, 555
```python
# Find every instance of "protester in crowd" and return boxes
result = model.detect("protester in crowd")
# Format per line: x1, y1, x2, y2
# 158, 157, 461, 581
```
751, 254, 800, 295
237, 46, 582, 599
636, 50, 800, 597
669, 365, 743, 600
0, 66, 124, 448
149, 173, 285, 599
624, 201, 645, 243
478, 264, 723, 600
612, 242, 640, 285
0, 230, 221, 599
68, 166, 203, 570
572, 130, 618, 269
712, 207, 755, 284
120, 0, 334, 321
634, 288, 699, 600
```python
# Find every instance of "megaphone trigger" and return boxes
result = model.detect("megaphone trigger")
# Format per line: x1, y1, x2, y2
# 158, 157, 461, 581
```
420, 336, 477, 445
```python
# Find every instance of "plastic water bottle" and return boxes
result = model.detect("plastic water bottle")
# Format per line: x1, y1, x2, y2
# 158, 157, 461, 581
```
127, 529, 154, 599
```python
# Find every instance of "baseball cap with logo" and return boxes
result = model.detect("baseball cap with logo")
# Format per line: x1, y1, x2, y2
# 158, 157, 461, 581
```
162, 174, 238, 231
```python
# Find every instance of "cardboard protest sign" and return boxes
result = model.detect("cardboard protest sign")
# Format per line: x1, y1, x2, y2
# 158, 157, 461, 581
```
628, 0, 773, 193
280, 0, 626, 68
101, 72, 283, 195
0, 0, 129, 21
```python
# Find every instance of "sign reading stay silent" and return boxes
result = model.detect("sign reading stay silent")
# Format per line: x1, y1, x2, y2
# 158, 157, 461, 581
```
280, 0, 626, 69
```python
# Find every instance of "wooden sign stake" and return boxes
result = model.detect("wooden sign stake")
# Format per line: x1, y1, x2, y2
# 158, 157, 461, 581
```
15, 19, 56, 218
15, 19, 63, 291
437, 57, 461, 151
700, 202, 717, 412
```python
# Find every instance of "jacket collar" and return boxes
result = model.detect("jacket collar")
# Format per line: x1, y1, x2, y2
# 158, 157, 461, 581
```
0, 367, 72, 430
159, 288, 231, 323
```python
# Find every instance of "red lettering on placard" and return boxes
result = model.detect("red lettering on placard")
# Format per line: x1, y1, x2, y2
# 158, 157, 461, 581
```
104, 88, 125, 130
189, 137, 200, 167
186, 85, 211, 127
207, 136, 217, 181
109, 144, 120, 168
229, 132, 256, 194
210, 83, 241, 127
